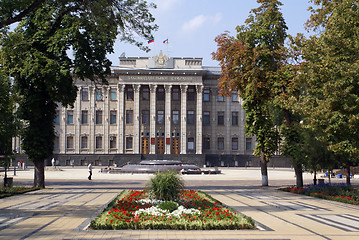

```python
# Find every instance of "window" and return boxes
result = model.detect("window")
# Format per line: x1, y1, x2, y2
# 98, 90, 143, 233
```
81, 136, 88, 149
203, 89, 210, 102
187, 110, 194, 124
110, 88, 117, 100
232, 137, 238, 150
203, 111, 210, 125
187, 87, 195, 101
126, 110, 133, 124
96, 110, 102, 124
54, 136, 59, 150
203, 137, 210, 150
67, 110, 73, 124
246, 138, 252, 150
157, 88, 165, 101
54, 111, 60, 124
218, 94, 224, 102
142, 87, 149, 100
142, 110, 149, 124
110, 136, 116, 149
126, 137, 133, 149
218, 111, 224, 125
157, 110, 164, 124
67, 136, 74, 149
218, 137, 224, 150
172, 110, 179, 125
172, 87, 179, 101
96, 136, 103, 149
81, 88, 89, 101
232, 91, 238, 101
127, 87, 134, 100
110, 110, 116, 124
81, 110, 88, 124
96, 89, 103, 100
232, 112, 238, 126
187, 137, 194, 150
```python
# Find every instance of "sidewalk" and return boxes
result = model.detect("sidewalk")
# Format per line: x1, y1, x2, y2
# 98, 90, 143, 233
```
0, 168, 358, 239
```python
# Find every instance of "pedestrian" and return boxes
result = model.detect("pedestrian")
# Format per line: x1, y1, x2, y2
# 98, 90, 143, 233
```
52, 158, 55, 167
88, 162, 93, 180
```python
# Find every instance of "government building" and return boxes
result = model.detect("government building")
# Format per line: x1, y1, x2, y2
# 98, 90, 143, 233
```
14, 52, 289, 168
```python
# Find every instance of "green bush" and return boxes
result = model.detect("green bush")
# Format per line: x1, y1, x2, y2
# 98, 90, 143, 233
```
158, 201, 179, 212
147, 170, 184, 201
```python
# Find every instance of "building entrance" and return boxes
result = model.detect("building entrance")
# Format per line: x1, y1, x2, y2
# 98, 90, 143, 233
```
141, 137, 149, 154
172, 137, 180, 154
156, 137, 165, 154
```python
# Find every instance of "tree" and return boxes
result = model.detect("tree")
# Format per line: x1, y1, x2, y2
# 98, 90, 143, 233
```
0, 0, 157, 188
295, 0, 359, 185
213, 0, 287, 186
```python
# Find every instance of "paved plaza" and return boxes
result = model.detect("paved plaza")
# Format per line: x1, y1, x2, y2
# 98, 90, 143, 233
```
0, 167, 358, 240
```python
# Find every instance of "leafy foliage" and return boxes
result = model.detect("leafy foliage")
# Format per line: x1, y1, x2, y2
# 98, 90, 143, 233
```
147, 171, 184, 201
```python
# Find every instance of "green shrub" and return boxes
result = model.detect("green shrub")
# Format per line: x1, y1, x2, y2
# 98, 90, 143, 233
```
147, 170, 184, 201
158, 201, 179, 212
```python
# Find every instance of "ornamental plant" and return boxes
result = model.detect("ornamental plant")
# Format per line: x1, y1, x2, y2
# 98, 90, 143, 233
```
147, 170, 184, 201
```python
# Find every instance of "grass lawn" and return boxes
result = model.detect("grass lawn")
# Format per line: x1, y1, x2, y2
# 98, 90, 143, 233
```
280, 184, 359, 205
0, 186, 40, 198
89, 189, 256, 230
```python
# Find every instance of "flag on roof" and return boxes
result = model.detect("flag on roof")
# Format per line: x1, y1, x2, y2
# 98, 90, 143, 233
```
148, 39, 154, 44
163, 39, 168, 44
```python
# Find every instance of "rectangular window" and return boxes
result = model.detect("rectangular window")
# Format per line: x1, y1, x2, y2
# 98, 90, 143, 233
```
96, 110, 102, 124
142, 87, 149, 100
81, 136, 88, 149
96, 89, 103, 100
172, 110, 179, 125
187, 110, 195, 124
203, 89, 210, 102
203, 111, 210, 125
110, 88, 117, 100
218, 137, 224, 150
126, 110, 133, 124
142, 110, 149, 124
203, 137, 210, 150
67, 136, 74, 149
54, 136, 59, 150
187, 87, 195, 101
110, 110, 117, 124
232, 137, 238, 150
110, 136, 116, 149
54, 111, 60, 124
218, 95, 224, 102
96, 136, 103, 149
246, 138, 252, 150
187, 137, 194, 150
172, 87, 179, 101
232, 91, 238, 101
81, 110, 88, 124
81, 88, 89, 101
157, 110, 164, 124
157, 88, 165, 101
127, 87, 134, 100
232, 112, 238, 126
126, 137, 133, 149
67, 110, 73, 124
218, 111, 224, 125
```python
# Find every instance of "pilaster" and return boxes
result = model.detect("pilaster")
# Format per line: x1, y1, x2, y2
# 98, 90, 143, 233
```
150, 84, 157, 154
133, 84, 140, 154
118, 84, 125, 154
196, 85, 203, 154
164, 85, 172, 154
180, 85, 188, 154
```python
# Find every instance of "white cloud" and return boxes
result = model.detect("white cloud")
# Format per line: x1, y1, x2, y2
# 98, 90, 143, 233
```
181, 13, 222, 33
152, 0, 181, 12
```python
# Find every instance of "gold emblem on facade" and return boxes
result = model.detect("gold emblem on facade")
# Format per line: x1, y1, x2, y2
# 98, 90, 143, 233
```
154, 50, 169, 66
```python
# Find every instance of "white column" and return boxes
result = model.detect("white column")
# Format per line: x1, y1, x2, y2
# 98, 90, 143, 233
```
118, 84, 125, 154
196, 85, 203, 154
75, 87, 81, 154
133, 84, 140, 154
211, 88, 216, 153
60, 106, 66, 154
89, 87, 95, 154
164, 85, 172, 154
149, 84, 157, 154
103, 87, 109, 154
180, 85, 188, 154
225, 95, 231, 153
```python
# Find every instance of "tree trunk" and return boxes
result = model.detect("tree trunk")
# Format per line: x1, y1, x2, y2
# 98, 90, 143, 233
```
313, 170, 317, 185
294, 164, 303, 188
346, 166, 351, 185
33, 159, 45, 188
260, 151, 268, 186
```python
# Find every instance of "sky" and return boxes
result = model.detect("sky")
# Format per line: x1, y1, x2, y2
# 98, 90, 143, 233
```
108, 0, 313, 67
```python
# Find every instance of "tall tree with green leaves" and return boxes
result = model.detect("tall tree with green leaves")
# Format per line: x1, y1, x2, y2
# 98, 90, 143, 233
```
0, 0, 157, 188
295, 0, 359, 185
213, 0, 287, 186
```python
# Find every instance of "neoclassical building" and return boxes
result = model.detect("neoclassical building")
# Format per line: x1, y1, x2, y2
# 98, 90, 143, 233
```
16, 52, 280, 167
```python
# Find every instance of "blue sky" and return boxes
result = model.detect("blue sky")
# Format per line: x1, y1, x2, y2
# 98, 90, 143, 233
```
108, 0, 313, 67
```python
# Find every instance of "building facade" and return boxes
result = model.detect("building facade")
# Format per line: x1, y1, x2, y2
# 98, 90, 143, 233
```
16, 52, 293, 168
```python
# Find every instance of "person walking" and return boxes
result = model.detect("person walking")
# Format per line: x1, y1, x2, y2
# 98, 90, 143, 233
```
88, 162, 93, 180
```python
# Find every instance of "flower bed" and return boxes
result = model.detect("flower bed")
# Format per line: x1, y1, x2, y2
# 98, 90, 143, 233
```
279, 184, 359, 205
0, 186, 40, 198
89, 189, 255, 230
